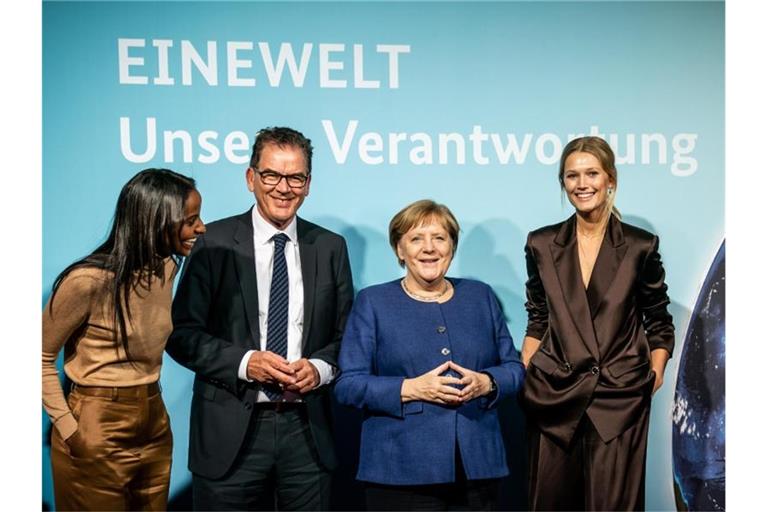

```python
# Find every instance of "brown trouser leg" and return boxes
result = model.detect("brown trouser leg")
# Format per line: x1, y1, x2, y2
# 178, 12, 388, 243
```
528, 407, 650, 511
50, 385, 173, 511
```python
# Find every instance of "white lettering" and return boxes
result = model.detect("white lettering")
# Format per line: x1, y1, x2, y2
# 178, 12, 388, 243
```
118, 38, 148, 85
182, 40, 218, 86
359, 132, 384, 164
322, 119, 358, 163
120, 117, 156, 162
227, 42, 255, 87
198, 131, 220, 164
353, 44, 380, 89
376, 44, 410, 88
153, 40, 174, 85
535, 133, 562, 165
259, 42, 312, 87
319, 44, 346, 88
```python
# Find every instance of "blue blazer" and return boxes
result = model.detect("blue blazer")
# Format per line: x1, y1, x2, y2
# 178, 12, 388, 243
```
335, 278, 525, 485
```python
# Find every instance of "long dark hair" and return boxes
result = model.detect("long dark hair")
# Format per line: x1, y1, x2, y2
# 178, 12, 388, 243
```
48, 168, 197, 358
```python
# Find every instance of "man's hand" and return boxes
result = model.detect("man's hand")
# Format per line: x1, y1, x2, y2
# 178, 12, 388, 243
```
284, 359, 320, 394
246, 351, 296, 387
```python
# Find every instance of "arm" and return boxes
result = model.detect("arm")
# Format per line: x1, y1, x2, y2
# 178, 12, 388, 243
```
522, 235, 548, 367
458, 287, 525, 408
334, 290, 408, 417
166, 235, 251, 393
521, 336, 542, 369
306, 237, 354, 368
638, 235, 675, 393
287, 237, 355, 393
41, 273, 93, 440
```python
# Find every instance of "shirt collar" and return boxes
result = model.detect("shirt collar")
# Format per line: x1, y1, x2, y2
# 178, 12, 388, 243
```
251, 206, 298, 246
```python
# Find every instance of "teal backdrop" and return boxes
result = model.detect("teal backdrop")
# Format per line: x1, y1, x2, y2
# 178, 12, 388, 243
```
43, 1, 724, 510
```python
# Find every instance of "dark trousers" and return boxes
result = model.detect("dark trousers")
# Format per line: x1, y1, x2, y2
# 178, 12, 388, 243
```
528, 407, 650, 511
193, 405, 330, 511
364, 449, 499, 511
50, 383, 172, 511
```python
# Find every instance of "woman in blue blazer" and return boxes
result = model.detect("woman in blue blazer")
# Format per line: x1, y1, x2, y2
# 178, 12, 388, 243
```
335, 200, 525, 510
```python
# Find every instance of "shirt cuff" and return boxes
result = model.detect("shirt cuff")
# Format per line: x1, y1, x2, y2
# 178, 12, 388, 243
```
238, 350, 256, 382
55, 412, 78, 441
308, 358, 337, 388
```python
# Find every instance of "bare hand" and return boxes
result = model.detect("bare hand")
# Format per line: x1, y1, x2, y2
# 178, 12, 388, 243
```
246, 351, 296, 387
652, 372, 663, 395
401, 361, 464, 405
449, 361, 493, 402
284, 358, 320, 394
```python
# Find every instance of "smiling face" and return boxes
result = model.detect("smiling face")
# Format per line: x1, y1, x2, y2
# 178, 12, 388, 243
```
562, 151, 615, 219
172, 189, 206, 256
246, 143, 311, 230
396, 218, 454, 290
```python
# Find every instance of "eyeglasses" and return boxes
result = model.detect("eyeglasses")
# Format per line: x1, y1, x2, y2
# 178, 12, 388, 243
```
253, 170, 310, 189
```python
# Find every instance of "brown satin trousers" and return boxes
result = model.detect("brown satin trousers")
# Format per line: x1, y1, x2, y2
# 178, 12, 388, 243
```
50, 382, 172, 511
528, 407, 650, 511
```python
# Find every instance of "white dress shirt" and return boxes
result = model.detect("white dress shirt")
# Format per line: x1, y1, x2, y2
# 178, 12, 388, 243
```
237, 208, 336, 401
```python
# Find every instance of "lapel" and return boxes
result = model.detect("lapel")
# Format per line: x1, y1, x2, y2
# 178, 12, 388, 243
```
549, 215, 600, 360
297, 218, 317, 351
586, 214, 627, 318
233, 208, 261, 348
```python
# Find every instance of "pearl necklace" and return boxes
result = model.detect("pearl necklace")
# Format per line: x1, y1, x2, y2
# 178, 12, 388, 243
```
400, 278, 452, 302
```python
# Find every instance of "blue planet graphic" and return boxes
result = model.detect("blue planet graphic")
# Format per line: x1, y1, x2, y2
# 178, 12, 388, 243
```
672, 241, 725, 511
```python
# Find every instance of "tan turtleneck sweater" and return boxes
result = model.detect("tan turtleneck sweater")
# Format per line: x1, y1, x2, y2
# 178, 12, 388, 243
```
42, 260, 177, 440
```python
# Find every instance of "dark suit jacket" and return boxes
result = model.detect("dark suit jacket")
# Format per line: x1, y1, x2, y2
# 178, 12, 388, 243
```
166, 209, 354, 479
520, 214, 674, 447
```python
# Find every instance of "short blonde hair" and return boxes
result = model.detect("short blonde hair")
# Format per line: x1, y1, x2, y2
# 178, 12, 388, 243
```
388, 200, 460, 267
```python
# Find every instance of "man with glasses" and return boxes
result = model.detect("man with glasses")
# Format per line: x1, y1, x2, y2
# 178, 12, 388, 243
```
168, 127, 354, 510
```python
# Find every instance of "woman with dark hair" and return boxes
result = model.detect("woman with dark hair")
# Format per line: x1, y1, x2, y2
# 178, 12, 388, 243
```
520, 137, 675, 510
336, 199, 524, 511
42, 168, 205, 511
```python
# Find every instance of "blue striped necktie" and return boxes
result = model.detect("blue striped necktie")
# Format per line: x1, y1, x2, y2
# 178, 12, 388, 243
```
265, 232, 289, 400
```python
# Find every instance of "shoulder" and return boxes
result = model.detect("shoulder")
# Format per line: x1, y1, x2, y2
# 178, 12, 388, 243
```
201, 211, 250, 239
50, 265, 108, 305
59, 266, 109, 291
528, 220, 566, 242
297, 217, 347, 248
620, 220, 657, 242
451, 278, 497, 302
619, 220, 659, 250
526, 219, 568, 250
357, 280, 401, 302
451, 277, 490, 294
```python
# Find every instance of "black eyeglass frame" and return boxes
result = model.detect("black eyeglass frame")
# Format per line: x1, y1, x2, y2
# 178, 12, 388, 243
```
251, 169, 310, 189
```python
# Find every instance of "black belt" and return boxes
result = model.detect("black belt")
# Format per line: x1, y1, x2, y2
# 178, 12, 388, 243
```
71, 382, 161, 400
253, 401, 305, 412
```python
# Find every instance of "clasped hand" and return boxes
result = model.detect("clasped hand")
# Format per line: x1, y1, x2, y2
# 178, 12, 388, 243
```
400, 361, 493, 405
246, 351, 319, 394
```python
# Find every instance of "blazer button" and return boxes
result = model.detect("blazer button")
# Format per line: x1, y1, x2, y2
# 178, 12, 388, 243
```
244, 402, 253, 410
437, 326, 447, 334
441, 348, 451, 355
590, 365, 600, 375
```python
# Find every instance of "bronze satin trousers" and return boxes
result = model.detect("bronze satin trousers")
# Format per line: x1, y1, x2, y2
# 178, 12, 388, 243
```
528, 406, 650, 511
50, 383, 172, 511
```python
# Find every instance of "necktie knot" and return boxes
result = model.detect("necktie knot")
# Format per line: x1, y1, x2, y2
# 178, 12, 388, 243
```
272, 232, 289, 250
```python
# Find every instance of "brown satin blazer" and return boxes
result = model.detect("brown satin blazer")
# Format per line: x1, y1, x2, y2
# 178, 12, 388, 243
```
520, 214, 674, 447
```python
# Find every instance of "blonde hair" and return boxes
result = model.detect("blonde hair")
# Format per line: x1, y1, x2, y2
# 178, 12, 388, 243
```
559, 136, 620, 220
388, 200, 460, 267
